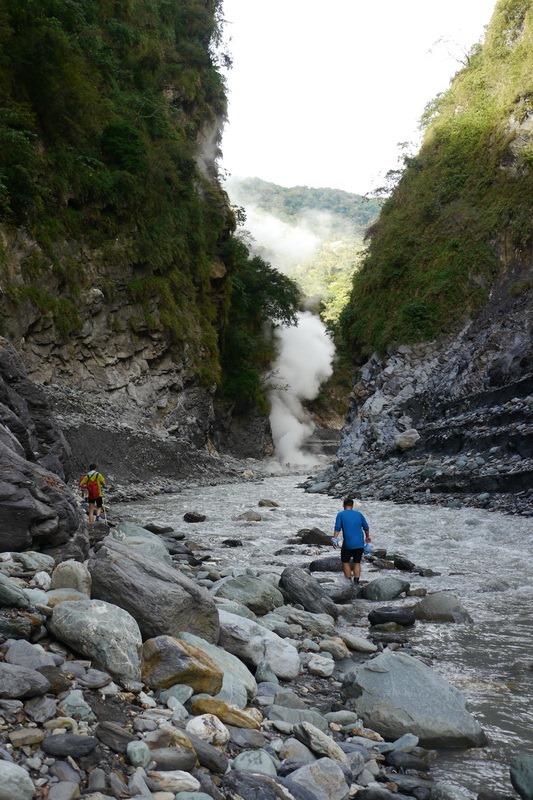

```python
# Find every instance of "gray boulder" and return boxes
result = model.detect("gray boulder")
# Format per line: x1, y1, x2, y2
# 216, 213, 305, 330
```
414, 592, 473, 623
50, 559, 91, 595
510, 755, 533, 800
218, 610, 300, 680
214, 575, 284, 615
49, 598, 142, 683
112, 520, 173, 566
360, 577, 410, 601
297, 528, 331, 546
0, 760, 36, 800
5, 640, 55, 669
341, 650, 486, 748
88, 538, 219, 643
309, 556, 343, 573
0, 663, 51, 699
279, 567, 339, 619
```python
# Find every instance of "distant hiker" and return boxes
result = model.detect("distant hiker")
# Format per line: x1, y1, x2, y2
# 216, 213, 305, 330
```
79, 464, 106, 523
332, 497, 371, 584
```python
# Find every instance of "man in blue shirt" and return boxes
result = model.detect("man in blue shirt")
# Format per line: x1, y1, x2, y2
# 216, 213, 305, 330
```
332, 498, 371, 584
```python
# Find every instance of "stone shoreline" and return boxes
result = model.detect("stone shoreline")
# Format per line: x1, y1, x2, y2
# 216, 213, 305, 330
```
2, 501, 532, 800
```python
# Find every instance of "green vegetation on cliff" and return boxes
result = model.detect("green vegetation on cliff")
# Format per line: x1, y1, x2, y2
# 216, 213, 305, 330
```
341, 0, 533, 360
0, 0, 299, 401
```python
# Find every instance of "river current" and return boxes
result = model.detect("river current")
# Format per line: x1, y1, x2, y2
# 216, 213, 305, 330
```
118, 473, 533, 796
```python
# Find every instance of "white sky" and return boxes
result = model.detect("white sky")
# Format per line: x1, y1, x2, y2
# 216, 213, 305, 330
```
220, 0, 497, 195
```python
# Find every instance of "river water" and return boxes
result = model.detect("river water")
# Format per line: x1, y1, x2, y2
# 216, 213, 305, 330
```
118, 472, 533, 796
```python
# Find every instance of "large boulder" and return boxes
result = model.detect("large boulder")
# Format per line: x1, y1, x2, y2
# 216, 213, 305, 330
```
88, 538, 219, 643
341, 650, 486, 748
413, 592, 473, 623
49, 598, 142, 683
279, 567, 339, 619
214, 575, 284, 615
217, 610, 300, 680
309, 556, 343, 573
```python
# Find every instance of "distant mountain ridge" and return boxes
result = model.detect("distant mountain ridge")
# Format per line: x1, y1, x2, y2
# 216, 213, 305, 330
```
227, 176, 381, 237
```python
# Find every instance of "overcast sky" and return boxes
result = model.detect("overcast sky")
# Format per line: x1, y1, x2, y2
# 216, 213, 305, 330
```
220, 0, 497, 195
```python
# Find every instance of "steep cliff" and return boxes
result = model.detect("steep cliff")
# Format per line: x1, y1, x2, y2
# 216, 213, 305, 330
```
311, 0, 532, 513
0, 0, 298, 472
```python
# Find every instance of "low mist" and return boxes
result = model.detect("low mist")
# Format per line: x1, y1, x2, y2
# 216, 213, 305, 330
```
267, 311, 334, 466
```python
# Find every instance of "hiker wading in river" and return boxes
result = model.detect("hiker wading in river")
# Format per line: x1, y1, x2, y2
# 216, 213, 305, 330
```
79, 464, 106, 523
332, 497, 371, 584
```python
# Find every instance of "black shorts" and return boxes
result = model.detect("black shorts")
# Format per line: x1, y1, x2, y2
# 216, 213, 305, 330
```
89, 497, 103, 508
341, 547, 363, 564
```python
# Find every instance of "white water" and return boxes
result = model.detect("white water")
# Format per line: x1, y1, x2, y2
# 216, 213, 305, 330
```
118, 474, 533, 796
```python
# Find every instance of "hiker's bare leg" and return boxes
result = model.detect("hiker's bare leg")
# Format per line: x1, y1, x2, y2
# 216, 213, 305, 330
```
88, 501, 95, 523
342, 562, 352, 580
353, 562, 361, 581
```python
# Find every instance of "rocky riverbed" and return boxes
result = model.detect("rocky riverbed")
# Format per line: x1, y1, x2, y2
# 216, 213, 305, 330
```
2, 496, 533, 800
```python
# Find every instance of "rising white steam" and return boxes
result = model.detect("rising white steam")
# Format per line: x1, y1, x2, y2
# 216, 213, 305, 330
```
268, 311, 334, 466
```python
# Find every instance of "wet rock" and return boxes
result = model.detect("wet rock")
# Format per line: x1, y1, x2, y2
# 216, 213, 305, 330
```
385, 751, 431, 771
234, 510, 262, 521
393, 555, 416, 572
413, 592, 473, 623
510, 754, 533, 800
279, 567, 339, 619
368, 607, 416, 627
431, 783, 471, 800
141, 635, 223, 693
309, 556, 343, 573
88, 538, 219, 643
184, 511, 207, 523
296, 527, 332, 546
49, 598, 142, 683
360, 577, 410, 601
342, 650, 487, 747
221, 538, 243, 547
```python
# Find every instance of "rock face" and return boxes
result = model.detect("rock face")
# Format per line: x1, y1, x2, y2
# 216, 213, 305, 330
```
304, 250, 532, 515
341, 650, 487, 748
88, 538, 219, 643
0, 338, 80, 552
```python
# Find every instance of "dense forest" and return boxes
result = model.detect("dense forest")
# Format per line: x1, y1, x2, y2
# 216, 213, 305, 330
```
0, 0, 299, 408
341, 0, 533, 360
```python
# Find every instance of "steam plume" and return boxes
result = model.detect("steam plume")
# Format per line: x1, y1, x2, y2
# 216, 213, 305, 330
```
268, 311, 334, 466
